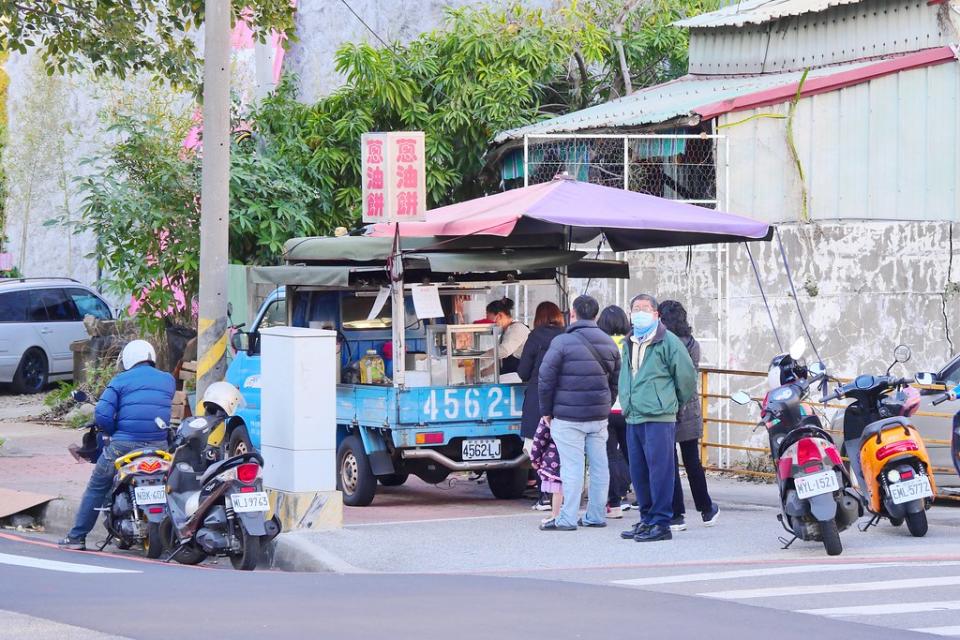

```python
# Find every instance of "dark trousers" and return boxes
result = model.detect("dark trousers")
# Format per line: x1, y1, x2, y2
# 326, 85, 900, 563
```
672, 438, 714, 517
626, 422, 676, 528
606, 413, 630, 507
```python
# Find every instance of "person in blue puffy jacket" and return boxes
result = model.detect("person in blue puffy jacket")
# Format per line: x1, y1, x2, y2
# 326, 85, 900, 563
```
59, 340, 175, 551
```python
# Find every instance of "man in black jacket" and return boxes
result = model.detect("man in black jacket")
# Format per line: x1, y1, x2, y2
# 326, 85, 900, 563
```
538, 295, 621, 531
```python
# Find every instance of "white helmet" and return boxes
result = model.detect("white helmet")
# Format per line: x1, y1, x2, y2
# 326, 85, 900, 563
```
121, 340, 156, 370
201, 381, 245, 416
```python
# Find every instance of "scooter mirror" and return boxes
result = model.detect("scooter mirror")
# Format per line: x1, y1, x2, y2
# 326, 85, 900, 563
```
154, 417, 168, 430
730, 391, 752, 406
915, 372, 936, 386
894, 344, 912, 363
789, 337, 807, 360
808, 362, 826, 376
71, 390, 89, 403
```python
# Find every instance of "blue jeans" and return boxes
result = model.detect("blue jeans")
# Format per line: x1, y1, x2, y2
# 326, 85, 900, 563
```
626, 422, 677, 528
67, 440, 159, 540
551, 418, 609, 528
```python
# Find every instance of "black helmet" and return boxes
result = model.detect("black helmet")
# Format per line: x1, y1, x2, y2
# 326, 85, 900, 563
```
68, 426, 104, 464
767, 353, 808, 389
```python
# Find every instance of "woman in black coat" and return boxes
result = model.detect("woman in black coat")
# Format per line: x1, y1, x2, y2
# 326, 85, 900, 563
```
517, 301, 565, 440
517, 301, 564, 510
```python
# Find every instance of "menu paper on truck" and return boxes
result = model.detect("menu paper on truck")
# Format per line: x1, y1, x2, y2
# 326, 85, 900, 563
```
412, 284, 443, 319
361, 132, 426, 223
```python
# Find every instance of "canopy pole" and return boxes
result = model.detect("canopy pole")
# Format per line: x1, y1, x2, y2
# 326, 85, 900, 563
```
390, 224, 406, 387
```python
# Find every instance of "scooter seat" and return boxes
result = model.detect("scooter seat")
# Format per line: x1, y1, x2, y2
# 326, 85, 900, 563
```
199, 458, 231, 485
860, 417, 910, 445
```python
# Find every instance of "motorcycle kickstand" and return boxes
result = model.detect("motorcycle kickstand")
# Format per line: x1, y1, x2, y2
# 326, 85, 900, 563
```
97, 534, 114, 552
778, 535, 798, 550
161, 542, 191, 564
859, 515, 881, 532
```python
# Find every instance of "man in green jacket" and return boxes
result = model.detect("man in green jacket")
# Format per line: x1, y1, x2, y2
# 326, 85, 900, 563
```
618, 293, 697, 542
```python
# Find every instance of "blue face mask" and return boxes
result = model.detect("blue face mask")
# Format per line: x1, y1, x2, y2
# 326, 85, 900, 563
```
631, 311, 656, 337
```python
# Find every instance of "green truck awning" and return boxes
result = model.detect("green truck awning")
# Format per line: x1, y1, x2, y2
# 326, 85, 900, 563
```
249, 266, 350, 287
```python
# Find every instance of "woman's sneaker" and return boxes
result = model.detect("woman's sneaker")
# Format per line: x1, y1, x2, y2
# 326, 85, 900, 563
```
532, 493, 552, 512
669, 516, 687, 532
702, 504, 720, 527
606, 505, 623, 519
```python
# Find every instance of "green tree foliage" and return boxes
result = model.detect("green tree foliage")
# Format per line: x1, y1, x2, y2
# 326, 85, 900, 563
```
0, 0, 297, 87
250, 1, 719, 224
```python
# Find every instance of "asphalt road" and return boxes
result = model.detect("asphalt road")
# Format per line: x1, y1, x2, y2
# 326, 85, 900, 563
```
0, 532, 933, 640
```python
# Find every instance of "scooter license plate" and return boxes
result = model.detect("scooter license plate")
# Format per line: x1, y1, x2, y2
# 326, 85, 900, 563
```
462, 438, 501, 461
133, 485, 167, 505
795, 470, 839, 500
889, 476, 933, 505
230, 492, 269, 513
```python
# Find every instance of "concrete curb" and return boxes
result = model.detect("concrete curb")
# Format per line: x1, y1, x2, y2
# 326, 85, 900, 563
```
39, 497, 81, 537
268, 531, 366, 574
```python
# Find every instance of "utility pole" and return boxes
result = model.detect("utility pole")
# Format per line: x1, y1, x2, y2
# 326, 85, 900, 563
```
197, 0, 231, 398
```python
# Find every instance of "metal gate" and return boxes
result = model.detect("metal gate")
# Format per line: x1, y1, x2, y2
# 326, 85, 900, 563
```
521, 133, 737, 468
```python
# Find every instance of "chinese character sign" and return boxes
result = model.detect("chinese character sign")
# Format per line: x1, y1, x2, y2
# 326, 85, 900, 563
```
361, 131, 426, 223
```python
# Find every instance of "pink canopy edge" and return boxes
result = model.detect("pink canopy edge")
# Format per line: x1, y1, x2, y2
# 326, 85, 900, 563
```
368, 178, 769, 240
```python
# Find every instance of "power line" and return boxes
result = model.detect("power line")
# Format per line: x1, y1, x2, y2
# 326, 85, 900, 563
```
339, 0, 390, 48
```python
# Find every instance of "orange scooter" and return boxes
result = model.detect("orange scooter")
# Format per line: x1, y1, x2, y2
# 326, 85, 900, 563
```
827, 365, 935, 537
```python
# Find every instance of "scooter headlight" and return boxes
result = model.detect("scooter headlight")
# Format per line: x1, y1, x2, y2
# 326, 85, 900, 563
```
887, 469, 901, 483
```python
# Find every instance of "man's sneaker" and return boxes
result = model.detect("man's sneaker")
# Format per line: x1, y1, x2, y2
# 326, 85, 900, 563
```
539, 518, 577, 532
531, 493, 552, 511
620, 522, 650, 540
620, 501, 634, 511
669, 516, 687, 532
58, 537, 86, 551
635, 524, 673, 542
702, 504, 720, 527
607, 505, 623, 519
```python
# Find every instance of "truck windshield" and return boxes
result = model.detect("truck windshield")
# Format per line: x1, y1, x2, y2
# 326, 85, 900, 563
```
341, 295, 392, 330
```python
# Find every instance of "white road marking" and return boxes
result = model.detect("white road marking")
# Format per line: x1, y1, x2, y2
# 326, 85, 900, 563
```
700, 576, 960, 600
0, 553, 139, 574
613, 563, 902, 587
800, 601, 960, 617
909, 626, 960, 637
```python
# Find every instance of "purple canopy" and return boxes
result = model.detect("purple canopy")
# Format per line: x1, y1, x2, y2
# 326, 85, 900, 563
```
369, 176, 771, 251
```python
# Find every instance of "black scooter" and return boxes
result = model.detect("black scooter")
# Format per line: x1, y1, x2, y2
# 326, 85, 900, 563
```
160, 411, 280, 570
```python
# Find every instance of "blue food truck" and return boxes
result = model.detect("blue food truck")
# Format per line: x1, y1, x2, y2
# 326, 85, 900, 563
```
225, 235, 628, 506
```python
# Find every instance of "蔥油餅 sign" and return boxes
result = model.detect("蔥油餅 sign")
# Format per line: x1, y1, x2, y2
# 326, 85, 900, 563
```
361, 132, 426, 223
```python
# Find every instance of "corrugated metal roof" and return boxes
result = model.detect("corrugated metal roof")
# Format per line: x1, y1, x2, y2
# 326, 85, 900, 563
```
494, 59, 875, 143
675, 0, 865, 28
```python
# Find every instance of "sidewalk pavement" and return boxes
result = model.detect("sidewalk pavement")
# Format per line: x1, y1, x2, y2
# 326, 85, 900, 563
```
3, 407, 959, 574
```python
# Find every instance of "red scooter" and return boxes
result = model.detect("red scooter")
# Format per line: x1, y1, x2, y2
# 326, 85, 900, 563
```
733, 339, 861, 556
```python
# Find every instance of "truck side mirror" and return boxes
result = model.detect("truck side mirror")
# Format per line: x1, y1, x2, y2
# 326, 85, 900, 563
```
231, 332, 250, 353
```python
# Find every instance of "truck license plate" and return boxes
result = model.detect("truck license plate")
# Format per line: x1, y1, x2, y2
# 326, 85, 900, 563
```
462, 439, 501, 461
134, 485, 167, 505
230, 492, 269, 513
890, 476, 933, 505
795, 470, 839, 500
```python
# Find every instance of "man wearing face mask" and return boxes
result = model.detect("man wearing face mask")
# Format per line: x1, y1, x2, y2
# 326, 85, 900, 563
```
617, 294, 697, 542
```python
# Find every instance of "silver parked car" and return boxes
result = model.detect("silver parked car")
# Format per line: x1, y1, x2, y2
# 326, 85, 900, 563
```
916, 354, 960, 490
0, 278, 113, 393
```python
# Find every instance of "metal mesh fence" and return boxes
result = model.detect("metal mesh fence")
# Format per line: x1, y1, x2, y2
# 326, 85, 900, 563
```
523, 134, 724, 208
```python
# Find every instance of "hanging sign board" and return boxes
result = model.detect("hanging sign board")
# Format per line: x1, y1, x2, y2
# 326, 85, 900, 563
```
361, 131, 427, 223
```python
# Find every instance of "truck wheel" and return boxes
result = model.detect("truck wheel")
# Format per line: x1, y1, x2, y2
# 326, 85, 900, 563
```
379, 472, 409, 487
820, 520, 843, 556
487, 468, 528, 500
906, 510, 928, 537
229, 425, 253, 457
337, 435, 376, 506
12, 348, 48, 394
